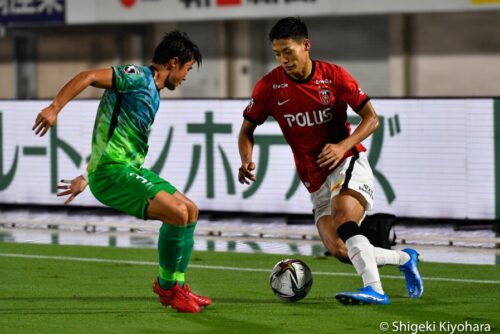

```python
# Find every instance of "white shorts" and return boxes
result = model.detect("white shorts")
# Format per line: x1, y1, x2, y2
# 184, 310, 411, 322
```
310, 153, 374, 224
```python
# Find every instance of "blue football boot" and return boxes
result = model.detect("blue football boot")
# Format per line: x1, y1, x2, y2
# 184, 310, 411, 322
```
335, 286, 390, 305
399, 248, 424, 298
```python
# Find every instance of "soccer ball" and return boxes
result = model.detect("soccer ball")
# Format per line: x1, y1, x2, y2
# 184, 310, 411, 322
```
269, 259, 313, 302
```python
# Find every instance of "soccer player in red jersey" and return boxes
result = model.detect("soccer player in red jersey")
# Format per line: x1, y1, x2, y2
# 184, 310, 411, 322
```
238, 17, 423, 304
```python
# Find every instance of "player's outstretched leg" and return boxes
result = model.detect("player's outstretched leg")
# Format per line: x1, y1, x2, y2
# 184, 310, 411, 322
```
399, 248, 424, 298
335, 221, 391, 305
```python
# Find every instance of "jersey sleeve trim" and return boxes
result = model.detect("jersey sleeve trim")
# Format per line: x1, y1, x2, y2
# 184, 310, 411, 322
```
243, 114, 264, 126
353, 96, 370, 113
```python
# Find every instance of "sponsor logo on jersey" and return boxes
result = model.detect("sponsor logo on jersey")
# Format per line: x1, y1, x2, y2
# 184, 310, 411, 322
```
358, 184, 374, 199
244, 98, 254, 113
315, 78, 331, 85
331, 180, 343, 192
273, 83, 288, 89
277, 98, 291, 106
319, 89, 331, 105
124, 65, 138, 74
283, 107, 333, 128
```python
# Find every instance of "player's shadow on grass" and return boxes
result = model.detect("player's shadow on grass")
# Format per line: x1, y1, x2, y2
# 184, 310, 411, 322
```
0, 296, 153, 302
176, 313, 277, 334
0, 295, 164, 315
208, 297, 278, 304
213, 296, 337, 306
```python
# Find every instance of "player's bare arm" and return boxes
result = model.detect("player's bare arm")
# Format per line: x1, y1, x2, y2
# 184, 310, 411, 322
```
32, 68, 113, 137
238, 119, 258, 184
317, 101, 379, 169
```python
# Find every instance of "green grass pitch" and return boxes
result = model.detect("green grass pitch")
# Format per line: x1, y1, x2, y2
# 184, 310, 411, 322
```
0, 242, 499, 334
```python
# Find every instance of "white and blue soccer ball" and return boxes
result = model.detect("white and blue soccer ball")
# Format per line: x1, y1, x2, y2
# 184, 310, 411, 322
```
270, 259, 313, 302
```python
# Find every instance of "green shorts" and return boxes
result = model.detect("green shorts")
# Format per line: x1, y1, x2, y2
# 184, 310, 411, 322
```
88, 166, 177, 220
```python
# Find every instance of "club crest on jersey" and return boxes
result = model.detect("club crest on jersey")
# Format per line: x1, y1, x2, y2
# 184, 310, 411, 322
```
319, 89, 331, 105
124, 65, 138, 74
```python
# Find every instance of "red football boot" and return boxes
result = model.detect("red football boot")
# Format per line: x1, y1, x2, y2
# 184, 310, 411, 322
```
153, 279, 200, 313
153, 279, 173, 306
182, 283, 212, 307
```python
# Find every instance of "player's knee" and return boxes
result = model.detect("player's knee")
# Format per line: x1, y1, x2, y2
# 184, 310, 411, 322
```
332, 191, 366, 226
188, 202, 199, 222
169, 203, 189, 226
331, 207, 350, 227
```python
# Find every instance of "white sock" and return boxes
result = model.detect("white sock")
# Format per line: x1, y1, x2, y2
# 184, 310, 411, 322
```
373, 247, 411, 266
345, 235, 384, 294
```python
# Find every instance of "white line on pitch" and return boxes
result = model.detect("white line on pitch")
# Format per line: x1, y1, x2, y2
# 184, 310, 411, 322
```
1, 252, 499, 285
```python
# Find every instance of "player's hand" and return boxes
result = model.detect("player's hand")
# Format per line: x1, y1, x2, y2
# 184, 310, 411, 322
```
317, 143, 346, 170
56, 176, 88, 205
238, 162, 256, 184
32, 105, 58, 137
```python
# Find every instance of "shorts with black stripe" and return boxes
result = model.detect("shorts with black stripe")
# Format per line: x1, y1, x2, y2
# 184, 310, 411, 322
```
310, 152, 374, 224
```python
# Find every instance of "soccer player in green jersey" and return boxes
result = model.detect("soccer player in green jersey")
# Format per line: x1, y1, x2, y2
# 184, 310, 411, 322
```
32, 31, 210, 313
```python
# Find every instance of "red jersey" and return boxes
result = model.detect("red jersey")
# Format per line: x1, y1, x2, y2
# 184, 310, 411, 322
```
243, 60, 369, 193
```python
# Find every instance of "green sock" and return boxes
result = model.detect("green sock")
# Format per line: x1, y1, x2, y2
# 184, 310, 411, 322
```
157, 223, 186, 289
176, 222, 197, 287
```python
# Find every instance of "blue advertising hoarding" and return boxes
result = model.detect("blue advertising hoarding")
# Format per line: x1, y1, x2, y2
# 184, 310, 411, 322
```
0, 0, 65, 26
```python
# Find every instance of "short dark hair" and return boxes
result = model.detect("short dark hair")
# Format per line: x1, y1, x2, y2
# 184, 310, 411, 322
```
268, 17, 308, 42
152, 30, 202, 68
